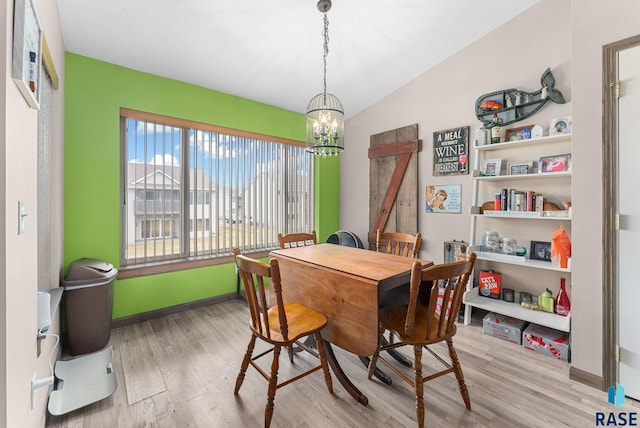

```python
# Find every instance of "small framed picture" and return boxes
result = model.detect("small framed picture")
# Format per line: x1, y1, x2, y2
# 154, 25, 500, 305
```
507, 161, 534, 175
539, 154, 571, 173
480, 158, 502, 176
530, 241, 552, 261
11, 0, 43, 109
504, 125, 533, 142
549, 116, 572, 135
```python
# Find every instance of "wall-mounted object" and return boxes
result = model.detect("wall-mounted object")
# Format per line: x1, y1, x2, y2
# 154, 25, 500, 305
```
475, 68, 565, 128
433, 126, 469, 176
426, 184, 462, 214
12, 0, 42, 109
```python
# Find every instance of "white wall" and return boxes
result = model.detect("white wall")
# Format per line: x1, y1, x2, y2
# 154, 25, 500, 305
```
570, 0, 640, 379
343, 0, 639, 381
1, 0, 65, 426
344, 1, 571, 258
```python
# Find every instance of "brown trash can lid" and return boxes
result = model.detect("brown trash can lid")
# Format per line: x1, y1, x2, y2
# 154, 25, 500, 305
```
62, 258, 118, 290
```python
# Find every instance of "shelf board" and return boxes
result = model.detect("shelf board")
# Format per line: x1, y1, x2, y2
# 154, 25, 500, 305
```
463, 288, 571, 332
473, 171, 571, 181
475, 133, 571, 151
471, 212, 572, 221
472, 249, 572, 272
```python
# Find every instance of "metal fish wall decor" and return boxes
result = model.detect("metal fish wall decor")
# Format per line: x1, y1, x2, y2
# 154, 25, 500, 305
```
475, 68, 566, 128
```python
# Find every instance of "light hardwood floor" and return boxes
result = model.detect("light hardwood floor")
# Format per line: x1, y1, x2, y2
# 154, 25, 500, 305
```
47, 300, 639, 427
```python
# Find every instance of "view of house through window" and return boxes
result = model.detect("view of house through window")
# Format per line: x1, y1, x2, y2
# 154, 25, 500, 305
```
120, 110, 314, 266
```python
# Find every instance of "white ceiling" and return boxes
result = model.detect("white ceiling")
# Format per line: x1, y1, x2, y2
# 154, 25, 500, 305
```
56, 0, 540, 118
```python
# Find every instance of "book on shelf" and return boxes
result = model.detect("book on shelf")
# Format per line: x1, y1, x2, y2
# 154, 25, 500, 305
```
478, 270, 502, 299
494, 188, 546, 213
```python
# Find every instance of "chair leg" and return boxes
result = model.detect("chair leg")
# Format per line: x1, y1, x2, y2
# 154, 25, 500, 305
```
314, 332, 334, 393
384, 331, 412, 367
235, 335, 257, 394
264, 345, 281, 428
288, 336, 316, 362
413, 344, 425, 428
446, 338, 471, 410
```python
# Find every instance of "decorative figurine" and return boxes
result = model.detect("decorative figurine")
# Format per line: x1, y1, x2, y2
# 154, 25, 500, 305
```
541, 83, 548, 99
515, 91, 522, 106
505, 94, 513, 108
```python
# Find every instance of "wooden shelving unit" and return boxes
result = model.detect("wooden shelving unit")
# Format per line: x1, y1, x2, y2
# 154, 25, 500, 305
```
464, 132, 572, 331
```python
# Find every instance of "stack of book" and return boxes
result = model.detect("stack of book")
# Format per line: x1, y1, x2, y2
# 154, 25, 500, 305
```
494, 188, 544, 212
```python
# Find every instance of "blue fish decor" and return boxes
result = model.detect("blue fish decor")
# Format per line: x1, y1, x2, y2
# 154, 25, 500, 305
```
475, 68, 566, 127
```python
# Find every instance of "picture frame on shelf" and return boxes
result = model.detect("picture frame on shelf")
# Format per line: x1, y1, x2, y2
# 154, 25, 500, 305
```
507, 161, 534, 175
480, 158, 502, 176
539, 154, 571, 173
530, 241, 552, 261
531, 124, 544, 139
11, 0, 42, 110
549, 116, 572, 135
504, 125, 533, 142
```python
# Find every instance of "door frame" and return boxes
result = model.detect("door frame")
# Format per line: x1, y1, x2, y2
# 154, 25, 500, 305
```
602, 33, 640, 391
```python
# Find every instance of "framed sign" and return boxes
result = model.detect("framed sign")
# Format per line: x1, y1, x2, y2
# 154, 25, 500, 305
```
426, 184, 462, 214
433, 126, 469, 176
12, 0, 42, 109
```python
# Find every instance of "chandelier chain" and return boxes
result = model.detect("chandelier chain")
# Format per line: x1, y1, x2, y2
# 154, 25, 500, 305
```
322, 12, 329, 96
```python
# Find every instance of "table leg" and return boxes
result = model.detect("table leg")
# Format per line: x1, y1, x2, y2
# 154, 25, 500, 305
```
358, 356, 393, 385
322, 339, 369, 406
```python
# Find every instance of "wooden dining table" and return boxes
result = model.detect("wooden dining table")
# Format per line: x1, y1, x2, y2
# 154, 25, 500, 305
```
270, 243, 433, 405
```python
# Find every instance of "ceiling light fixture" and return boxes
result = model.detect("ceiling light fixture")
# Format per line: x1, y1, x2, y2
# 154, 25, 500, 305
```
305, 0, 344, 157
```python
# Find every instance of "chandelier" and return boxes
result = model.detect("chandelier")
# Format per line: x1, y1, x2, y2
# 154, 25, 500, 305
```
305, 0, 344, 157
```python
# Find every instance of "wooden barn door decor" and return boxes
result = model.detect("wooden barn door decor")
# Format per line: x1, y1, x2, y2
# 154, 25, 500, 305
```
368, 124, 422, 248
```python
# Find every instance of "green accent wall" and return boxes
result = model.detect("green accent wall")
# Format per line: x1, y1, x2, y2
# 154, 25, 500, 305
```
64, 53, 339, 319
314, 156, 340, 243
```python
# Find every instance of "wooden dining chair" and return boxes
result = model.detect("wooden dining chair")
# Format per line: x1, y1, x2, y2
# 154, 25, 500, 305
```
277, 230, 317, 249
367, 253, 476, 428
277, 230, 317, 360
375, 229, 422, 258
233, 249, 333, 428
375, 229, 422, 368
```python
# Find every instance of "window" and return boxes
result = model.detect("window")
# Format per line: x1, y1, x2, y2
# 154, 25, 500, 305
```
120, 109, 314, 267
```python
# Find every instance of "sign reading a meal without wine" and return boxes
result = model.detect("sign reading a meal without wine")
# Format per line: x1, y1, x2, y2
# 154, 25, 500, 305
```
433, 126, 469, 176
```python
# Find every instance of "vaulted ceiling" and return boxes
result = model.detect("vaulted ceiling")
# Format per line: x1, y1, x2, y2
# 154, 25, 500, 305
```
57, 0, 540, 118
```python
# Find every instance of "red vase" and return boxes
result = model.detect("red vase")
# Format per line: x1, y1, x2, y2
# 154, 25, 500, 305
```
555, 278, 570, 316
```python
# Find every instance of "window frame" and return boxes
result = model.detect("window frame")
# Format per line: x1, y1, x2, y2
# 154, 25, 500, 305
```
118, 108, 313, 278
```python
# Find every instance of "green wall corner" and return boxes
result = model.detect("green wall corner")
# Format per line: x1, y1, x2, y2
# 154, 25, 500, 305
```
64, 53, 339, 319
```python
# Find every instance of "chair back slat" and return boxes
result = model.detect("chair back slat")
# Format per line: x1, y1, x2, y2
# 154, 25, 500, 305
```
278, 230, 317, 249
234, 249, 289, 342
375, 229, 422, 259
405, 253, 476, 341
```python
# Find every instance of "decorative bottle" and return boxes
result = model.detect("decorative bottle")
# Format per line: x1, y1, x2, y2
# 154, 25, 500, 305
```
490, 113, 501, 144
555, 277, 571, 316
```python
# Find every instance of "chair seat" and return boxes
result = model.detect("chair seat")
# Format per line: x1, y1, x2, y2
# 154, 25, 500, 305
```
257, 302, 328, 345
381, 304, 457, 345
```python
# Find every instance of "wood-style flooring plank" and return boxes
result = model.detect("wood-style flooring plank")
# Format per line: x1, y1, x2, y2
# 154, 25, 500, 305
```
118, 322, 167, 405
46, 299, 639, 427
